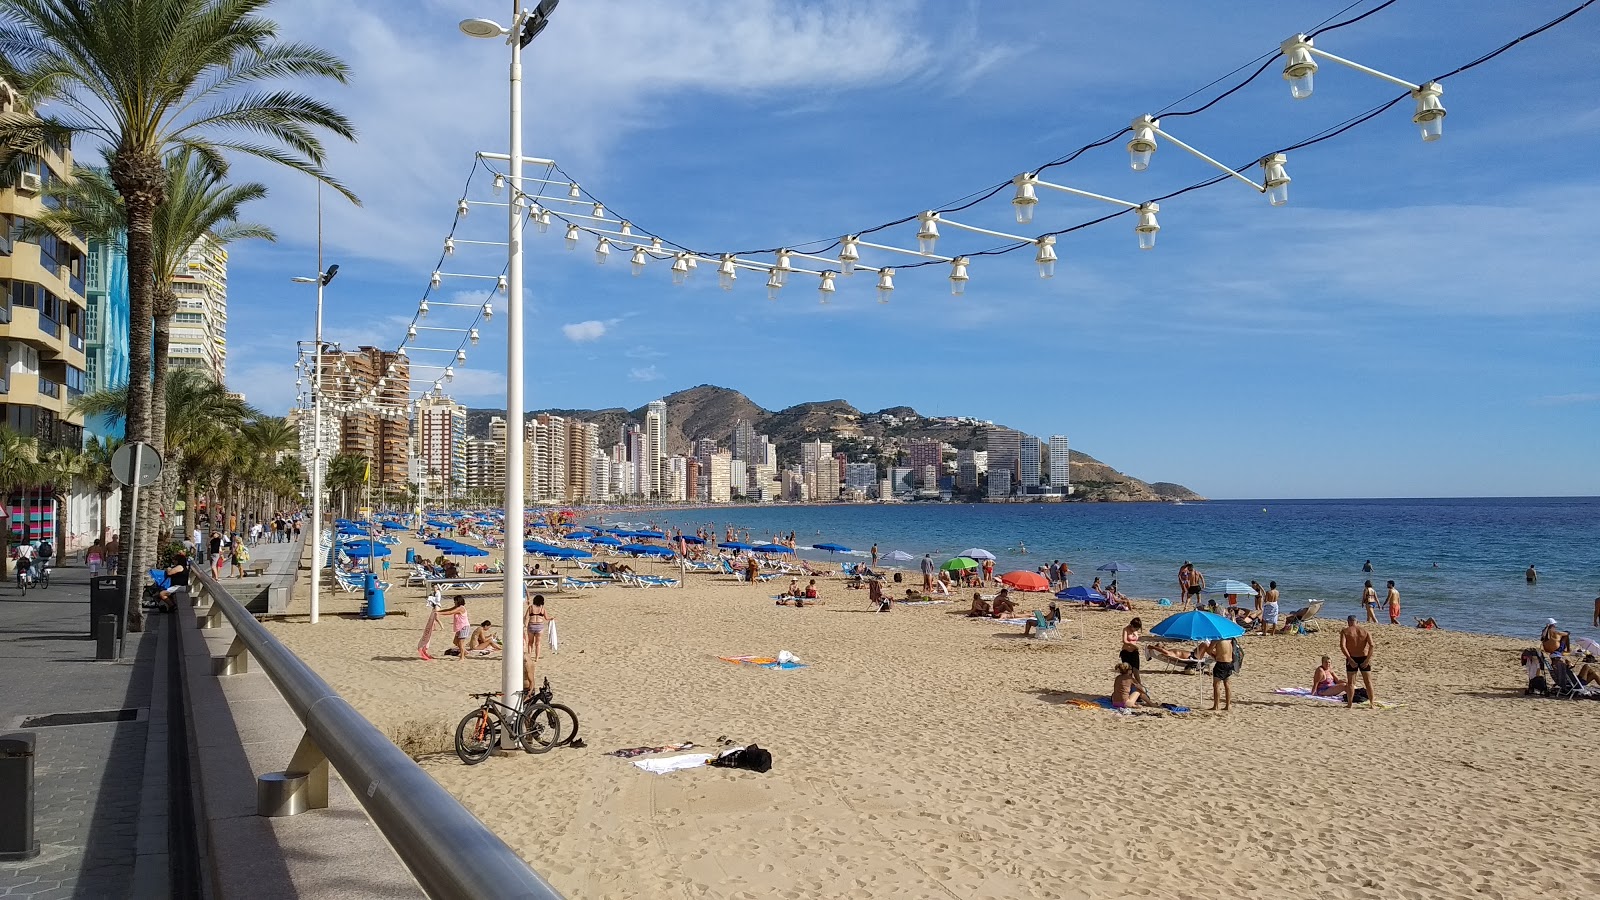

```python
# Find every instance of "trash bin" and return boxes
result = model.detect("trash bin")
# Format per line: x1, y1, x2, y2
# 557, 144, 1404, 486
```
405, 547, 415, 564
89, 575, 126, 638
362, 572, 386, 619
0, 732, 39, 860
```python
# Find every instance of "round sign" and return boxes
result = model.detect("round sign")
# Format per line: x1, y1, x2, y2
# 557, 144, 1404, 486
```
111, 441, 164, 488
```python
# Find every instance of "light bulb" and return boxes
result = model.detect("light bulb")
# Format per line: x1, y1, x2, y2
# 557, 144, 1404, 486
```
1128, 115, 1158, 171
469, 328, 480, 344
670, 254, 689, 285
840, 236, 860, 275
1035, 236, 1057, 279
1013, 175, 1038, 225
1412, 82, 1445, 142
492, 173, 505, 194
456, 349, 467, 363
594, 237, 611, 265
717, 256, 737, 291
406, 324, 417, 341
591, 202, 604, 219
430, 271, 441, 288
1281, 35, 1318, 100
568, 182, 581, 199
630, 247, 647, 275
949, 257, 969, 296
1260, 153, 1290, 206
916, 212, 940, 255
444, 237, 455, 256
483, 301, 493, 319
457, 199, 469, 217
418, 299, 429, 317
564, 224, 579, 248
534, 208, 550, 233
774, 250, 793, 286
875, 268, 894, 303
818, 271, 836, 303
766, 268, 783, 301
444, 366, 455, 382
1135, 203, 1160, 251
496, 275, 507, 293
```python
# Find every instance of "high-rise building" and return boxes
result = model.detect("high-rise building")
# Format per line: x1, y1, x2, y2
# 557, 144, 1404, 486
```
320, 346, 410, 491
566, 420, 599, 502
956, 450, 980, 492
801, 440, 838, 501
82, 237, 129, 439
732, 419, 759, 463
986, 427, 1020, 499
664, 455, 687, 502
464, 436, 500, 500
1018, 435, 1042, 488
1048, 435, 1071, 491
417, 395, 467, 501
908, 439, 942, 486
167, 233, 229, 381
845, 462, 877, 494
684, 457, 701, 502
526, 413, 567, 503
888, 466, 915, 496
692, 437, 718, 463
643, 399, 667, 499
707, 451, 733, 503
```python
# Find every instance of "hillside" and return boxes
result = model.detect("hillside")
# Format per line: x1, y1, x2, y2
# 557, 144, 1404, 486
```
465, 385, 1204, 500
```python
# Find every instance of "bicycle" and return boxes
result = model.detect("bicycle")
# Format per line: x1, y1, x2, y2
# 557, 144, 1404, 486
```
15, 559, 36, 592
528, 677, 580, 748
454, 690, 563, 765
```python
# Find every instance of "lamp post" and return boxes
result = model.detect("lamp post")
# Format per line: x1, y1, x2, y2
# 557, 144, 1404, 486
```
292, 185, 339, 625
461, 0, 559, 720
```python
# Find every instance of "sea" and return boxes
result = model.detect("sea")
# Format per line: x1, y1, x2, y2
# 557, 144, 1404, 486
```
599, 498, 1600, 643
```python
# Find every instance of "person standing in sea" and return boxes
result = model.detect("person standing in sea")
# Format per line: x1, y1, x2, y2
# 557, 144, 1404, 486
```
870, 544, 879, 568
921, 554, 935, 593
1386, 580, 1401, 625
1361, 580, 1379, 623
1525, 565, 1537, 585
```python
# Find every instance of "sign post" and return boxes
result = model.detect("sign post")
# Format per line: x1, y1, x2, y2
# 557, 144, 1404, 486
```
111, 441, 163, 658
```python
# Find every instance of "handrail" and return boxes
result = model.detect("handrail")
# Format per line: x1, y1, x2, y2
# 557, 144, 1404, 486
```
191, 569, 564, 900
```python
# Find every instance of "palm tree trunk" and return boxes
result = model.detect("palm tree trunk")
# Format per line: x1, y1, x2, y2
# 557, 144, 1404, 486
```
111, 149, 163, 634
98, 492, 109, 547
149, 293, 175, 553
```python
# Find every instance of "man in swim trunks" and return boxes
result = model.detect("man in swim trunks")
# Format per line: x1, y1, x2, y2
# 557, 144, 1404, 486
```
1187, 566, 1205, 605
1386, 580, 1401, 625
1340, 615, 1375, 708
1261, 580, 1280, 634
1197, 637, 1235, 711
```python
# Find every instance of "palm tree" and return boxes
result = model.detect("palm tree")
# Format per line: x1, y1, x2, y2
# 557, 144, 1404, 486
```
327, 453, 366, 519
0, 0, 357, 629
37, 445, 85, 552
0, 427, 41, 578
81, 436, 122, 548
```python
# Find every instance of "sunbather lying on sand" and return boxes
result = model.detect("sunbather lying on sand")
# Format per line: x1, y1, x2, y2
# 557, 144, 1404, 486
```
1147, 643, 1198, 663
1415, 617, 1439, 629
775, 596, 823, 607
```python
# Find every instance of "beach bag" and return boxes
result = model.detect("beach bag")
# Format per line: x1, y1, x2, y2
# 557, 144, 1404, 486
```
710, 744, 772, 773
892, 572, 903, 583
1352, 688, 1369, 704
237, 547, 250, 563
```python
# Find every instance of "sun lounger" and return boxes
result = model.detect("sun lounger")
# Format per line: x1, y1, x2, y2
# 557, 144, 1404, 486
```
1549, 657, 1600, 700
1143, 644, 1212, 674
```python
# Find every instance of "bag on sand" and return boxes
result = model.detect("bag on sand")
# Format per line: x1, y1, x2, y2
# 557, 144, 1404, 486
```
709, 744, 772, 773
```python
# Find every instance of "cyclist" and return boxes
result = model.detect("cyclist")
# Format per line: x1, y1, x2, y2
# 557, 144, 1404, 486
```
14, 541, 36, 587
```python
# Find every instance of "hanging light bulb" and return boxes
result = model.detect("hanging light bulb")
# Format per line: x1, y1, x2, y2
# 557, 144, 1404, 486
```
1411, 81, 1445, 142
948, 257, 970, 296
482, 301, 494, 319
456, 349, 467, 363
457, 199, 469, 217
766, 268, 783, 301
648, 237, 664, 256
1035, 236, 1057, 279
534, 208, 551, 233
496, 274, 507, 293
1127, 115, 1158, 171
670, 254, 689, 285
564, 224, 580, 248
444, 237, 455, 256
1259, 154, 1290, 206
619, 221, 632, 237
433, 380, 443, 393
818, 271, 836, 303
594, 237, 611, 265
418, 298, 429, 317
444, 366, 455, 382
839, 236, 860, 275
717, 255, 737, 291
1280, 35, 1318, 100
591, 202, 604, 219
568, 182, 581, 199
469, 328, 480, 344
630, 246, 647, 275
1135, 202, 1161, 251
430, 271, 441, 288
295, 378, 303, 389
774, 250, 793, 286
406, 324, 417, 341
875, 268, 895, 303
916, 212, 940, 254
492, 173, 505, 194
1012, 174, 1039, 225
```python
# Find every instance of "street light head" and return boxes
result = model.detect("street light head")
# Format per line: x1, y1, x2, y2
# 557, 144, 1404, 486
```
459, 17, 507, 38
291, 276, 316, 283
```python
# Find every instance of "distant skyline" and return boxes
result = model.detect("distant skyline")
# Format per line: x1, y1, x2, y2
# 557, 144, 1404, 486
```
211, 1, 1598, 500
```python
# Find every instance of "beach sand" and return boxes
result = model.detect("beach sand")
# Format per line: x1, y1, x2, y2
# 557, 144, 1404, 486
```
265, 536, 1600, 899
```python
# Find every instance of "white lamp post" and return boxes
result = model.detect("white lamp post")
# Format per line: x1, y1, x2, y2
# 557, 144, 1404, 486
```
461, 0, 560, 722
291, 187, 338, 625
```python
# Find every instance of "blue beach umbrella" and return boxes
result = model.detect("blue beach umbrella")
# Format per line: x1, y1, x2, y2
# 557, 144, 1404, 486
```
342, 542, 390, 559
1096, 562, 1134, 573
1150, 610, 1245, 641
719, 541, 754, 551
585, 534, 623, 546
960, 548, 996, 561
679, 535, 705, 545
621, 544, 675, 557
812, 543, 853, 553
634, 530, 667, 539
1057, 586, 1105, 602
753, 543, 793, 554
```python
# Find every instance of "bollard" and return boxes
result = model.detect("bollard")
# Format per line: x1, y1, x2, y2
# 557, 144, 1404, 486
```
96, 614, 118, 661
0, 732, 40, 860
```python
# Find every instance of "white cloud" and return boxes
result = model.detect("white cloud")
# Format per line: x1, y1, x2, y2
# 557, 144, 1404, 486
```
628, 365, 663, 382
562, 320, 609, 342
1534, 392, 1600, 406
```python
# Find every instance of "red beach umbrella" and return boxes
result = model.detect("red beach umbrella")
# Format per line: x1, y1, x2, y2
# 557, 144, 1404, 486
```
1000, 571, 1050, 592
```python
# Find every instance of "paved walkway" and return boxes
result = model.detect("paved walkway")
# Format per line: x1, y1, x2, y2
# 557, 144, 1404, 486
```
0, 563, 164, 898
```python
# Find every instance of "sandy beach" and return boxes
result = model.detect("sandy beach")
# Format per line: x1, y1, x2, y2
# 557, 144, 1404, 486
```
264, 534, 1600, 900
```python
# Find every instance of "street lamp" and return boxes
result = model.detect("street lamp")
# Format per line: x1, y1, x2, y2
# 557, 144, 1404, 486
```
291, 184, 338, 626
460, 0, 560, 719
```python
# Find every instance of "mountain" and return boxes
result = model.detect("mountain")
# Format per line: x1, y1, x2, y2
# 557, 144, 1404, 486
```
464, 385, 1204, 500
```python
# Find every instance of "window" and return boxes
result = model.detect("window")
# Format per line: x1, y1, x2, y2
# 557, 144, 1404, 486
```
0, 278, 9, 325
64, 365, 85, 398
0, 213, 11, 256
175, 312, 204, 324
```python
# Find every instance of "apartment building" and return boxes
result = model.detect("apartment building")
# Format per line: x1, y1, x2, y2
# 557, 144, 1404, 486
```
321, 346, 410, 491
167, 233, 228, 381
417, 395, 467, 500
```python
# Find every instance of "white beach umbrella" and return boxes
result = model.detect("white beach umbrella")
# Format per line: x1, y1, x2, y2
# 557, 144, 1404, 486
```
961, 548, 996, 561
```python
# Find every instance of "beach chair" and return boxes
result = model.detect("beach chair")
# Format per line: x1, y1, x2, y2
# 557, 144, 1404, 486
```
1143, 644, 1212, 675
1280, 600, 1324, 633
1549, 658, 1600, 700
562, 577, 606, 590
1028, 610, 1058, 640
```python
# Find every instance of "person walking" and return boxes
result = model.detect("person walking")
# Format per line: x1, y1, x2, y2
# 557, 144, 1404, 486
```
229, 538, 248, 579
1386, 580, 1401, 625
85, 539, 105, 577
1361, 580, 1378, 623
981, 557, 995, 587
921, 554, 935, 593
1340, 616, 1376, 708
1177, 563, 1192, 608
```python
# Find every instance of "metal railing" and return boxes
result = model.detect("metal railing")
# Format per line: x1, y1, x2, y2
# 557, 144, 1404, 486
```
190, 570, 563, 900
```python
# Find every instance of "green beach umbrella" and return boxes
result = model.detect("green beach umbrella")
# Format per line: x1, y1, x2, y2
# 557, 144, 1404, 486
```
941, 557, 979, 572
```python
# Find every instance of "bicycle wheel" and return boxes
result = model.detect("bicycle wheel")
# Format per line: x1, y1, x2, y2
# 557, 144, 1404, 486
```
517, 702, 562, 754
548, 703, 580, 746
455, 708, 501, 765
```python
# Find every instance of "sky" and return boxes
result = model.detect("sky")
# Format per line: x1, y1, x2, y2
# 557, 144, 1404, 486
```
208, 0, 1599, 499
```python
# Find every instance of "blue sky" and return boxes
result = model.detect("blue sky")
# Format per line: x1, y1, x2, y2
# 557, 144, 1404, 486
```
218, 0, 1600, 499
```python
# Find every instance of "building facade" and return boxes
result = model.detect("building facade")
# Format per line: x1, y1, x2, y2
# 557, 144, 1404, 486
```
985, 427, 1020, 499
167, 233, 228, 381
643, 399, 666, 500
417, 395, 467, 501
908, 439, 942, 487
321, 346, 411, 491
801, 440, 838, 502
82, 237, 129, 440
1048, 435, 1071, 492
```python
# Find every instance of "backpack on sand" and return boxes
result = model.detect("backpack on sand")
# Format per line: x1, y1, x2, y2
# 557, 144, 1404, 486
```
709, 744, 772, 773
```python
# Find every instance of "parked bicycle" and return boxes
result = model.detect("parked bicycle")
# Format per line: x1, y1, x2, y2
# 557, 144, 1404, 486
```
528, 677, 580, 747
454, 690, 563, 765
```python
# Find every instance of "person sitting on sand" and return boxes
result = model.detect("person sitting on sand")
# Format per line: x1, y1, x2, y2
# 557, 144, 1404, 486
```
934, 570, 954, 596
804, 579, 820, 599
1415, 617, 1439, 630
868, 578, 889, 612
1541, 619, 1570, 655
1312, 655, 1348, 696
991, 588, 1016, 618
967, 592, 991, 617
467, 620, 502, 657
1111, 662, 1143, 709
786, 576, 802, 597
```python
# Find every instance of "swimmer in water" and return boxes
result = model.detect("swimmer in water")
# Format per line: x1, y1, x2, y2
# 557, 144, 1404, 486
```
1017, 541, 1028, 554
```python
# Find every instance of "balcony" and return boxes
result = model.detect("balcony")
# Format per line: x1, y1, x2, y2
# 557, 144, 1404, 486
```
69, 332, 83, 352
38, 378, 60, 399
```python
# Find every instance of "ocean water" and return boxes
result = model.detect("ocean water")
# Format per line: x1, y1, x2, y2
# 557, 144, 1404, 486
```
609, 498, 1600, 643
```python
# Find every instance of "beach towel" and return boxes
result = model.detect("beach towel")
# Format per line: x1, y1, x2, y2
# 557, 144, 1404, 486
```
893, 600, 950, 607
548, 621, 559, 654
995, 617, 1032, 626
632, 753, 714, 775
607, 742, 695, 759
1273, 687, 1402, 709
718, 654, 807, 670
